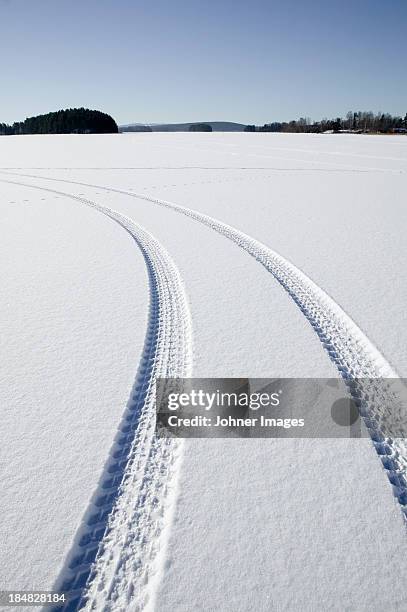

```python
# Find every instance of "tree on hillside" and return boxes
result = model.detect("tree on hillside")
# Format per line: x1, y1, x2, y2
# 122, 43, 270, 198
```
0, 123, 14, 135
0, 108, 118, 135
259, 122, 282, 132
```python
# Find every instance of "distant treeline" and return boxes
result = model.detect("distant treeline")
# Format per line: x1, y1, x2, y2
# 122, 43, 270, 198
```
0, 108, 118, 135
245, 111, 407, 134
189, 123, 212, 132
122, 125, 153, 132
122, 123, 213, 132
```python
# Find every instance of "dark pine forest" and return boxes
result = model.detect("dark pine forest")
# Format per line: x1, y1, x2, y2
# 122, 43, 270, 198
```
0, 108, 118, 135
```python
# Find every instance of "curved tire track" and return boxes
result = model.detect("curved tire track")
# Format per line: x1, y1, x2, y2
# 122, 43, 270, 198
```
2, 170, 406, 522
0, 178, 193, 610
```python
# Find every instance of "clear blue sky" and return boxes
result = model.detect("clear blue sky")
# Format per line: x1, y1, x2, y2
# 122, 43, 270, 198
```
1, 0, 406, 125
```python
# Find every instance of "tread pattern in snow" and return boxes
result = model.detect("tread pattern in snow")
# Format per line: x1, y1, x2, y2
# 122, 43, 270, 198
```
3, 170, 405, 522
0, 177, 193, 611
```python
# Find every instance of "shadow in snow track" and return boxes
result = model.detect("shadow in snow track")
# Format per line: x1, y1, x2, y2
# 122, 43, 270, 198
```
0, 178, 192, 611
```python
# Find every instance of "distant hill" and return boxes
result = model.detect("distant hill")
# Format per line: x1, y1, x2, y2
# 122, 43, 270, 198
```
119, 121, 246, 133
1, 108, 118, 135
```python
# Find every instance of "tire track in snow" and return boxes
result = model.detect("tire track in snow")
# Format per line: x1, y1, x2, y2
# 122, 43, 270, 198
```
1, 165, 402, 174
2, 170, 406, 522
0, 178, 193, 611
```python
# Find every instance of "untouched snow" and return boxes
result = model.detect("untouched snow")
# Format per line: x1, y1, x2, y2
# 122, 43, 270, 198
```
0, 133, 406, 611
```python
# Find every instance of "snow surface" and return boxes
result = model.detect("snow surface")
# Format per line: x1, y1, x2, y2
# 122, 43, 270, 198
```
0, 133, 406, 611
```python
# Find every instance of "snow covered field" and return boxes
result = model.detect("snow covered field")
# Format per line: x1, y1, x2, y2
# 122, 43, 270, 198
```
1, 133, 407, 611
